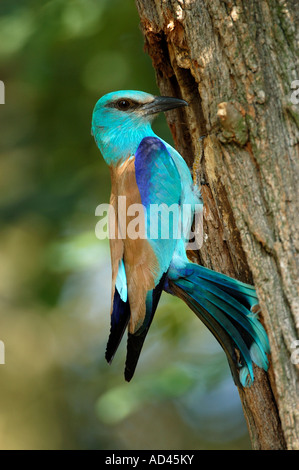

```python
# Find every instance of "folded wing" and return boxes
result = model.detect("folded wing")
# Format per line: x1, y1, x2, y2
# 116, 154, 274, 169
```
106, 136, 183, 380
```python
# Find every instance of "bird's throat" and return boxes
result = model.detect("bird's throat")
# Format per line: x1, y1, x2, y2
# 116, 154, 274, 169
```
95, 121, 156, 166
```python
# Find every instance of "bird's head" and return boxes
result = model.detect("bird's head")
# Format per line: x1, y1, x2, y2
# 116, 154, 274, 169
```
91, 90, 187, 165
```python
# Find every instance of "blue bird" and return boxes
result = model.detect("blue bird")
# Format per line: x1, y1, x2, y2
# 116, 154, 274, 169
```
91, 90, 270, 387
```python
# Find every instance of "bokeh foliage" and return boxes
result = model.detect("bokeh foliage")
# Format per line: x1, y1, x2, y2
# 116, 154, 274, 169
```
0, 0, 250, 449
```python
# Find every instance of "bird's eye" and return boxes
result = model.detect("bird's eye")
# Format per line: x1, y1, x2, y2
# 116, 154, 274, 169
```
116, 99, 131, 111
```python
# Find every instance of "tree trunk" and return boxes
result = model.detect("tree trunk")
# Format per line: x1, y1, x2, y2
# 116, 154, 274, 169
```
135, 0, 299, 450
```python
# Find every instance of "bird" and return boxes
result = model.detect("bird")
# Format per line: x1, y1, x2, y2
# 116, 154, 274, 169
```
91, 90, 270, 387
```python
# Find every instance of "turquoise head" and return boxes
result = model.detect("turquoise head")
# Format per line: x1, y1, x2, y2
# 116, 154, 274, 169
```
91, 90, 187, 165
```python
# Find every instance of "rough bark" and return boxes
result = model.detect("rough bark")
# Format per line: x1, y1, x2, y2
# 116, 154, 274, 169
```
135, 0, 299, 450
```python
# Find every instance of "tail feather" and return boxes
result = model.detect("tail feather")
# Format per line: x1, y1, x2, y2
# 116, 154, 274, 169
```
196, 278, 269, 367
167, 263, 270, 387
175, 279, 255, 383
105, 289, 130, 364
175, 287, 250, 385
124, 272, 167, 382
188, 264, 257, 308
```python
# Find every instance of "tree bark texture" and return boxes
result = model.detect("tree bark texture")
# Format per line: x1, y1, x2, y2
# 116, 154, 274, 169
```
136, 0, 299, 450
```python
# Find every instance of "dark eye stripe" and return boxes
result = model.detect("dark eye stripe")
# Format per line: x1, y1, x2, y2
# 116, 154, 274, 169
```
105, 99, 142, 111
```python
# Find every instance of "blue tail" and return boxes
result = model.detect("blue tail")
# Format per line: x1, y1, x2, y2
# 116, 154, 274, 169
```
166, 263, 270, 387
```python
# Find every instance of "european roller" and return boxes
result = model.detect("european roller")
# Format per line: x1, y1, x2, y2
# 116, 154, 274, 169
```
91, 90, 270, 387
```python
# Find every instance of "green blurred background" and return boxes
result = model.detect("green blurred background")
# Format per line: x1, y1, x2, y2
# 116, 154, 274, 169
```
0, 0, 250, 449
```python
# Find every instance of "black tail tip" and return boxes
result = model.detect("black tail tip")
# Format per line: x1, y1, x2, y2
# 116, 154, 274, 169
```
124, 368, 134, 382
105, 348, 115, 365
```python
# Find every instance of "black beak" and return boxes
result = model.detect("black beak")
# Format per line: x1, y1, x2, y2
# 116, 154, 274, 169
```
142, 95, 188, 116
